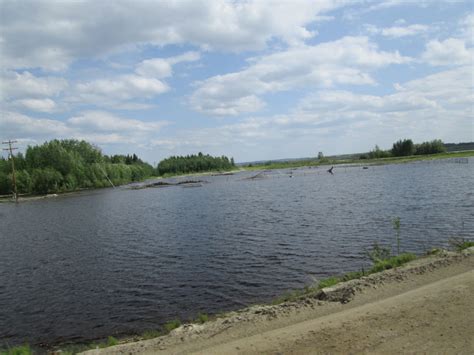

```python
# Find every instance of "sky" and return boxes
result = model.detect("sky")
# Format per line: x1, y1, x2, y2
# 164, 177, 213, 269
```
0, 0, 473, 164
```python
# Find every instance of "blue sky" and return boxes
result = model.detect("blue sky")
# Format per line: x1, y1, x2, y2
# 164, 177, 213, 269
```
0, 0, 472, 163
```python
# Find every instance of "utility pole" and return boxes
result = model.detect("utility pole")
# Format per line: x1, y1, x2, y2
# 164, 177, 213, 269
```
2, 140, 18, 203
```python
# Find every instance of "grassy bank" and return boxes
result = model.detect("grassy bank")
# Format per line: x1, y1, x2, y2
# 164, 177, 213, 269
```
242, 150, 474, 171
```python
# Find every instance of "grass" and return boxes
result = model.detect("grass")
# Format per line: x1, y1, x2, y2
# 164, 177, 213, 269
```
318, 276, 341, 289
449, 237, 474, 251
0, 345, 32, 355
271, 270, 370, 305
242, 150, 474, 171
370, 253, 417, 273
142, 329, 162, 340
106, 336, 118, 347
196, 313, 209, 324
163, 319, 181, 333
271, 240, 419, 306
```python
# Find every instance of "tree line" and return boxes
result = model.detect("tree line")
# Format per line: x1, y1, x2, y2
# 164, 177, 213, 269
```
0, 139, 236, 196
0, 139, 155, 195
157, 153, 235, 175
361, 139, 446, 159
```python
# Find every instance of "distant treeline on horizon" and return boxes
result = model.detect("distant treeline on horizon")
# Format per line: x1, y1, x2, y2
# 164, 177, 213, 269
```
1, 138, 471, 196
0, 139, 235, 196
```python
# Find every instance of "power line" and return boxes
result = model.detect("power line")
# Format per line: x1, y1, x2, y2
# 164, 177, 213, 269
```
2, 140, 18, 203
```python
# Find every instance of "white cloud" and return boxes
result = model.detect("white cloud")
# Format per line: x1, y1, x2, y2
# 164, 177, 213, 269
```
381, 24, 429, 37
68, 111, 169, 133
190, 36, 411, 116
0, 110, 170, 147
0, 0, 345, 71
364, 23, 429, 38
0, 71, 67, 100
70, 51, 200, 108
136, 51, 200, 78
159, 66, 472, 159
459, 13, 474, 45
275, 66, 473, 144
136, 59, 172, 79
0, 111, 71, 138
13, 98, 57, 113
73, 75, 168, 107
421, 38, 473, 66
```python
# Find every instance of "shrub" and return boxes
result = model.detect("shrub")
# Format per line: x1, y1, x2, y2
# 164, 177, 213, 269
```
196, 313, 209, 324
163, 319, 181, 333
107, 336, 118, 347
448, 237, 474, 251
318, 276, 341, 289
142, 329, 162, 339
370, 253, 416, 273
1, 344, 32, 355
366, 242, 391, 263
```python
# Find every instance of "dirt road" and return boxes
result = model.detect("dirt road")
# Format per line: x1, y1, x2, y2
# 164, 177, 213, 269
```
83, 251, 474, 355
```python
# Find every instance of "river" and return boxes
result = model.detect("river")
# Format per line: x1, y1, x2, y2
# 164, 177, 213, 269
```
0, 158, 472, 347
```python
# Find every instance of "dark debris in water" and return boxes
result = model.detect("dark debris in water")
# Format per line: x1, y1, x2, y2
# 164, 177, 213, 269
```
130, 180, 208, 190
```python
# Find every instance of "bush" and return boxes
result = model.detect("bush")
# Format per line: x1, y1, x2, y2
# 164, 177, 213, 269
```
142, 329, 162, 339
370, 253, 417, 273
196, 313, 209, 324
107, 336, 118, 346
448, 237, 474, 251
318, 276, 341, 289
1, 344, 32, 355
163, 319, 181, 333
366, 242, 391, 263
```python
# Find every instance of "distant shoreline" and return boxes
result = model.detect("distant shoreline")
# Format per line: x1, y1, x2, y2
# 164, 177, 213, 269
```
242, 150, 474, 171
1, 152, 472, 203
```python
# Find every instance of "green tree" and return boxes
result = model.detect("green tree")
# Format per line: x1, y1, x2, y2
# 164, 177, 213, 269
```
414, 139, 446, 155
368, 145, 391, 159
32, 168, 63, 194
0, 171, 11, 195
16, 170, 32, 194
391, 139, 415, 157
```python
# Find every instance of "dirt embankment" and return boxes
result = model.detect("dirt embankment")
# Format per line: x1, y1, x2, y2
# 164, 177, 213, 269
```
82, 249, 474, 355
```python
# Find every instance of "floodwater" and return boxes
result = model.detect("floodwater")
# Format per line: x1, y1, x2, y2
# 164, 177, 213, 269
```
0, 158, 472, 347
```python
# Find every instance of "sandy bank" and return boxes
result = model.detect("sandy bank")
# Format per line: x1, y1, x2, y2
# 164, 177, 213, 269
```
82, 250, 474, 355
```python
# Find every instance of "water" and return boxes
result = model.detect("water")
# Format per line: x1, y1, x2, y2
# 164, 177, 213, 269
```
0, 159, 473, 347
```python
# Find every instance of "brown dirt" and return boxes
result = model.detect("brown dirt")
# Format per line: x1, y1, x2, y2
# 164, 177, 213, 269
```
82, 250, 474, 355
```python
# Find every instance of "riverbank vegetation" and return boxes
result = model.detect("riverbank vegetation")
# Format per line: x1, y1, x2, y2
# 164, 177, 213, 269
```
157, 153, 235, 176
244, 138, 473, 170
0, 140, 155, 195
0, 140, 236, 196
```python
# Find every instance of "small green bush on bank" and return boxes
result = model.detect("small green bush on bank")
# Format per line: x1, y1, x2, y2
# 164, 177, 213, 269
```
449, 237, 474, 251
370, 253, 417, 273
0, 345, 32, 355
163, 319, 181, 333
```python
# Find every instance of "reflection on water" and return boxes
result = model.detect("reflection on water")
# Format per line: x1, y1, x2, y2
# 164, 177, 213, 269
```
0, 158, 472, 346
